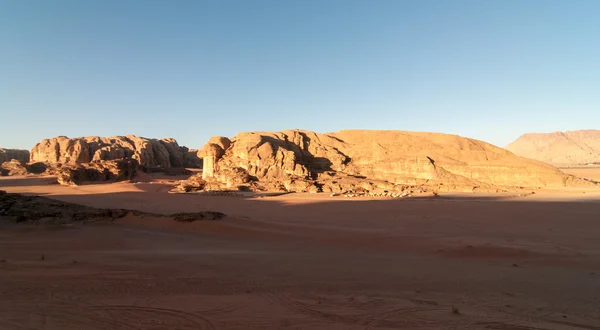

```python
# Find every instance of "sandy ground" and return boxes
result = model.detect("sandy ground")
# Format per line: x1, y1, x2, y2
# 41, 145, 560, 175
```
1, 176, 600, 329
561, 167, 600, 182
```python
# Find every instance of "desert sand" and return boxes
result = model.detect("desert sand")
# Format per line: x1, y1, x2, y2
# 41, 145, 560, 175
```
1, 174, 600, 330
561, 167, 600, 183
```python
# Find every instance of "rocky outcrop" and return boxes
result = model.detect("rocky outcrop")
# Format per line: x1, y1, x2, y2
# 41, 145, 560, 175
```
0, 160, 28, 176
30, 135, 196, 168
0, 148, 29, 164
506, 130, 600, 166
197, 137, 231, 179
0, 192, 130, 224
176, 130, 597, 193
56, 159, 138, 186
0, 192, 225, 224
0, 160, 52, 177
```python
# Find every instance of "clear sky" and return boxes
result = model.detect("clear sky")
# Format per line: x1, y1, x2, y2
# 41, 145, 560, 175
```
1, 0, 599, 150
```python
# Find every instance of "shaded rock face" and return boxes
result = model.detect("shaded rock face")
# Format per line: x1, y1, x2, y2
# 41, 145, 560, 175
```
507, 130, 600, 166
0, 160, 28, 176
27, 162, 50, 174
179, 130, 597, 193
0, 160, 52, 177
31, 136, 195, 168
196, 138, 228, 179
57, 159, 138, 186
0, 192, 130, 224
182, 148, 202, 168
0, 148, 30, 164
0, 192, 225, 224
175, 173, 207, 192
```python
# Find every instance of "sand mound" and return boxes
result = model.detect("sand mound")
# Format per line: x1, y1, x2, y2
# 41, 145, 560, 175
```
507, 130, 600, 166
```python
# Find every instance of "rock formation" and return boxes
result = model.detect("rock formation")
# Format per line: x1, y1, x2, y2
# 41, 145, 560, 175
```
197, 136, 230, 179
0, 148, 29, 164
30, 135, 196, 168
506, 130, 600, 166
0, 192, 225, 224
175, 130, 597, 194
0, 160, 52, 177
0, 160, 28, 176
56, 159, 138, 186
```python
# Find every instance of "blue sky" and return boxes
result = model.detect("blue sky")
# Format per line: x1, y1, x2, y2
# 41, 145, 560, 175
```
1, 0, 599, 150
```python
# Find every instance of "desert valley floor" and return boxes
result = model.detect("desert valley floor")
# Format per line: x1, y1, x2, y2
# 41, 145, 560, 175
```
1, 171, 600, 330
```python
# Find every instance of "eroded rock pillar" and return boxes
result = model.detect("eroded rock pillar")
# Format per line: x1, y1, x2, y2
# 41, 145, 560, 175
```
202, 156, 215, 179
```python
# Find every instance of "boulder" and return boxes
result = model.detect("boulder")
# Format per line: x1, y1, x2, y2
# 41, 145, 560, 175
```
206, 136, 231, 151
0, 161, 54, 177
57, 159, 138, 186
0, 160, 28, 176
197, 142, 227, 159
175, 173, 206, 192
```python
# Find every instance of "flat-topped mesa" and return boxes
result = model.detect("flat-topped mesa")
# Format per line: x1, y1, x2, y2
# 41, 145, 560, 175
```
30, 135, 198, 169
179, 129, 598, 193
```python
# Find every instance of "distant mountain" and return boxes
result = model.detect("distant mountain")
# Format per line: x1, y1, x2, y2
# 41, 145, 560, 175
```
506, 130, 600, 166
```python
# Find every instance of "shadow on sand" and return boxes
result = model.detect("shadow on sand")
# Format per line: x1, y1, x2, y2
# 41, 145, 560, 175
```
8, 185, 597, 264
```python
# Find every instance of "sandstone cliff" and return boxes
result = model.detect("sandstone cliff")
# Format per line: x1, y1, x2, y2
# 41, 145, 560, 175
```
30, 135, 196, 168
0, 148, 29, 164
179, 130, 596, 193
506, 130, 600, 166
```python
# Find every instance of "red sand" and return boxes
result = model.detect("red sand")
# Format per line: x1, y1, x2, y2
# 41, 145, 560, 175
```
1, 176, 600, 329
